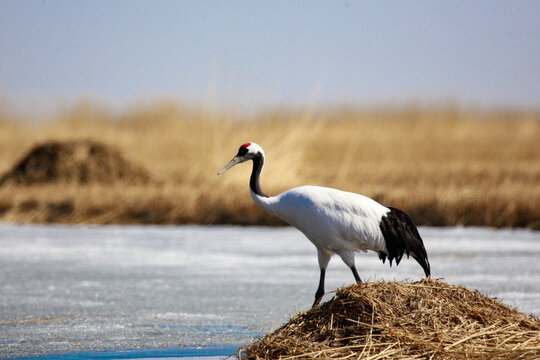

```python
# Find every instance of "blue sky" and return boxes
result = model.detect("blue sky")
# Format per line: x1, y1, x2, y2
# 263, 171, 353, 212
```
1, 1, 539, 112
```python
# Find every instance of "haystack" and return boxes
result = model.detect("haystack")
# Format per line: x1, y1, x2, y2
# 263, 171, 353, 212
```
0, 140, 151, 185
242, 280, 540, 359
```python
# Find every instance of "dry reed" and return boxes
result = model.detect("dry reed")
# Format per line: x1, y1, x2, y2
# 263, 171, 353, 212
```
0, 102, 538, 227
241, 279, 540, 359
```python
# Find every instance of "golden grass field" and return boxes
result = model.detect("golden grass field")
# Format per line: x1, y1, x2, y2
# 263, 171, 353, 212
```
0, 101, 539, 228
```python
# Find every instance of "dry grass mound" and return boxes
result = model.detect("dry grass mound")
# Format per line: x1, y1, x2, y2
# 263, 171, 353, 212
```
0, 139, 151, 185
242, 280, 540, 359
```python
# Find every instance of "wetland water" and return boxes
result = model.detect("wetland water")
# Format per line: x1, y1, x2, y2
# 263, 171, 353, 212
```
1, 224, 539, 359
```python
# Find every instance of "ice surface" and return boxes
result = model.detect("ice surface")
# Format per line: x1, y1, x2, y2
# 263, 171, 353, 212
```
1, 224, 539, 358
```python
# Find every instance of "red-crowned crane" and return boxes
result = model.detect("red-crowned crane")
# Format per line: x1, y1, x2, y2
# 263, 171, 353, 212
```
218, 142, 431, 306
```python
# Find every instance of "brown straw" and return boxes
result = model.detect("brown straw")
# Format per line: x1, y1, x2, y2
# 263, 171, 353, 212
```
241, 279, 540, 359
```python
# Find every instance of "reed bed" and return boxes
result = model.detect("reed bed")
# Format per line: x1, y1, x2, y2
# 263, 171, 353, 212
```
241, 280, 540, 359
0, 102, 538, 227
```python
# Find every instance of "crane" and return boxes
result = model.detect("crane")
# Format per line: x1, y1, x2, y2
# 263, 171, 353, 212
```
218, 142, 431, 306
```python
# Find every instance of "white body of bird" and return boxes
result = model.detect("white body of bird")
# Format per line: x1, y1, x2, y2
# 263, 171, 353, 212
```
251, 185, 389, 265
218, 142, 430, 306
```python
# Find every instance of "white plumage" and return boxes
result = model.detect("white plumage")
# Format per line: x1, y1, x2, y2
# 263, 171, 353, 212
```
219, 142, 430, 306
255, 185, 389, 258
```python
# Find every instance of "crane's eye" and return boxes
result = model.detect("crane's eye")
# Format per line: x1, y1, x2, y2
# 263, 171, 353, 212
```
237, 147, 249, 157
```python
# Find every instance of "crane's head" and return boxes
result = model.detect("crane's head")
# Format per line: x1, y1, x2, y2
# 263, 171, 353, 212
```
218, 142, 264, 175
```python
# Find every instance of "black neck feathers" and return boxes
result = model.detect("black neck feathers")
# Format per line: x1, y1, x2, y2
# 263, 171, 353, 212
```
250, 153, 268, 197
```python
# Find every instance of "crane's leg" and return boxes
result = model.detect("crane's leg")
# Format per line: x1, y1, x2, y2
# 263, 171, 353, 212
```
313, 249, 332, 307
313, 268, 326, 307
338, 251, 362, 284
351, 265, 362, 283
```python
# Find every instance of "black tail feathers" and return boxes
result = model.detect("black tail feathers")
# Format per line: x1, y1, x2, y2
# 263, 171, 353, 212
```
379, 207, 431, 278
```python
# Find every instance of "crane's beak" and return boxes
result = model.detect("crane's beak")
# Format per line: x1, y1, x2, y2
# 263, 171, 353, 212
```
217, 156, 242, 175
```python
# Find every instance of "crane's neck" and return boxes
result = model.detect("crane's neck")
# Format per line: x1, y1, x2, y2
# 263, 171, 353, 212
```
250, 152, 268, 198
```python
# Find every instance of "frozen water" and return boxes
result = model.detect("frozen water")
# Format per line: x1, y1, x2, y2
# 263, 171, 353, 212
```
0, 224, 539, 358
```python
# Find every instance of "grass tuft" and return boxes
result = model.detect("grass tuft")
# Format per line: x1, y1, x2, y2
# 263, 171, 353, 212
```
241, 279, 540, 359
